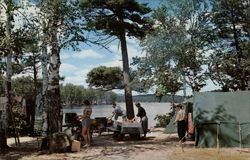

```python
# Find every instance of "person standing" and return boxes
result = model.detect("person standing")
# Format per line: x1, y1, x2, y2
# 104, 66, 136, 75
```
174, 104, 186, 143
80, 100, 92, 147
111, 103, 124, 120
135, 103, 148, 138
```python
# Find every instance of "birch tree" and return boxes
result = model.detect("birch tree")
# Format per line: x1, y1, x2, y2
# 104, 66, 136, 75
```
37, 0, 88, 134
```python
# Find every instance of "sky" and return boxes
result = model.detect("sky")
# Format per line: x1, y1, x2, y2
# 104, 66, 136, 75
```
3, 0, 220, 96
59, 0, 163, 93
59, 0, 220, 96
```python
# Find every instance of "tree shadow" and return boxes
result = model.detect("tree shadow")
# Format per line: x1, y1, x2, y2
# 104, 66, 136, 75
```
0, 131, 190, 160
194, 105, 238, 147
0, 138, 45, 160
195, 105, 237, 123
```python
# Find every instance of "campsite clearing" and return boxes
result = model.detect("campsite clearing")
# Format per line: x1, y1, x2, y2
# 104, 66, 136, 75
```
1, 128, 250, 160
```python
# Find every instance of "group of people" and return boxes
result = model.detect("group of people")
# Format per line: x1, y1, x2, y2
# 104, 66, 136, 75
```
78, 101, 149, 147
111, 102, 148, 137
78, 101, 186, 147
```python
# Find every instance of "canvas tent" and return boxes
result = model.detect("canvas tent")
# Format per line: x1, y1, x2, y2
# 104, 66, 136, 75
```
164, 111, 177, 133
193, 91, 250, 148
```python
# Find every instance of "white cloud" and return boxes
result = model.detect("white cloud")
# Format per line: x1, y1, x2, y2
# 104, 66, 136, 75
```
62, 76, 87, 86
60, 63, 78, 73
61, 49, 104, 60
61, 54, 71, 59
75, 69, 90, 76
109, 44, 145, 59
127, 45, 145, 58
126, 37, 138, 45
60, 64, 93, 87
100, 60, 123, 68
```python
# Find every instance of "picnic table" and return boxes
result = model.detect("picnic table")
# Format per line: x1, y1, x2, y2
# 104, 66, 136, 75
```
107, 120, 143, 140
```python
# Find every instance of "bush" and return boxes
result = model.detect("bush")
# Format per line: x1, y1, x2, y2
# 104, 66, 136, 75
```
154, 106, 176, 128
154, 114, 171, 128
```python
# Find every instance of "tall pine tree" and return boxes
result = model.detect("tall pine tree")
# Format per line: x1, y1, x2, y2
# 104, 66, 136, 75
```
208, 0, 250, 90
80, 0, 151, 119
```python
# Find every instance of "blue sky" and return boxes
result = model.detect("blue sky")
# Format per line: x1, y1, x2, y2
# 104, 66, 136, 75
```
59, 0, 162, 89
60, 37, 144, 87
59, 0, 220, 96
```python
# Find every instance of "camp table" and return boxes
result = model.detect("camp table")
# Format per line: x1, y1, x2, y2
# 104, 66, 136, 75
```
107, 120, 143, 140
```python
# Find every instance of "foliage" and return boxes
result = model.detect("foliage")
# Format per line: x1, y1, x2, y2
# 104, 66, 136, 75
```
12, 76, 42, 98
60, 83, 119, 105
37, 0, 87, 50
154, 105, 176, 127
80, 0, 152, 39
154, 114, 171, 128
155, 67, 182, 100
86, 66, 123, 90
80, 0, 152, 119
207, 0, 250, 91
117, 94, 184, 103
8, 98, 29, 136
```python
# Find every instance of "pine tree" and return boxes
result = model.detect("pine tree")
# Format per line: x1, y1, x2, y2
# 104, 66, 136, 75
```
208, 0, 250, 90
80, 0, 151, 119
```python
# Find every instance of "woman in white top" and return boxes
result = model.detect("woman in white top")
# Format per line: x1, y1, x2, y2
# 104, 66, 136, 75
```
174, 104, 186, 143
79, 100, 92, 147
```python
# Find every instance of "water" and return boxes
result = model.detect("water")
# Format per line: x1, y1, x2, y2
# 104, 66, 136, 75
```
63, 102, 172, 127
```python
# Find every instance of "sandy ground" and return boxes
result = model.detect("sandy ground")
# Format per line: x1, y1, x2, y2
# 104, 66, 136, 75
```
1, 128, 250, 160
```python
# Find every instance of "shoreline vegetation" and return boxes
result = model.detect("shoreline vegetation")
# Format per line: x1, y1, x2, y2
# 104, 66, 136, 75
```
62, 94, 184, 106
62, 102, 172, 107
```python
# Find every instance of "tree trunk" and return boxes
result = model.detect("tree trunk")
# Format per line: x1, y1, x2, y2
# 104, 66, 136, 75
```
46, 29, 61, 134
1, 0, 13, 150
41, 30, 49, 135
29, 52, 38, 136
0, 55, 11, 150
119, 30, 134, 119
171, 94, 175, 107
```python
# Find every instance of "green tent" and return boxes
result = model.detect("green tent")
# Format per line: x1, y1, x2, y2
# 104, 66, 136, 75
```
193, 91, 250, 148
164, 110, 178, 133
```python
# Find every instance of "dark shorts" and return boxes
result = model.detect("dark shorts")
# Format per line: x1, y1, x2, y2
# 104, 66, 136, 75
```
82, 117, 91, 128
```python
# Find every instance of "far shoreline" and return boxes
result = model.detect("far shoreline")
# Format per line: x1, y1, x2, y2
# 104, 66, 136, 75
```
62, 102, 172, 108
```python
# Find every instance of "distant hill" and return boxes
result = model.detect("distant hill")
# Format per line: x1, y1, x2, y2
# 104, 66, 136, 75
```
117, 94, 184, 103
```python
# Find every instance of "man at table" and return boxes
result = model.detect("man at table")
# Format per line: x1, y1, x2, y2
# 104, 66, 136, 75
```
111, 103, 124, 120
135, 103, 148, 137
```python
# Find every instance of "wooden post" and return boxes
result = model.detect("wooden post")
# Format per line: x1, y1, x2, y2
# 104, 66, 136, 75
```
238, 123, 242, 154
216, 122, 220, 153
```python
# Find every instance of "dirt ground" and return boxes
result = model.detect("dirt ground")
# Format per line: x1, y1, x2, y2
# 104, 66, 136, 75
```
1, 128, 250, 160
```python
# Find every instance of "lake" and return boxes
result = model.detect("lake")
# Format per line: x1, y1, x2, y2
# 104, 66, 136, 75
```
63, 102, 172, 127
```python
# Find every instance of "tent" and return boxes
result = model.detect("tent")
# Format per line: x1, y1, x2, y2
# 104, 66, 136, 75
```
164, 111, 177, 133
193, 91, 250, 148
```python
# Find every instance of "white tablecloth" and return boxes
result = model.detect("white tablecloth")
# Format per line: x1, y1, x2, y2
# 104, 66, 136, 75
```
114, 121, 143, 134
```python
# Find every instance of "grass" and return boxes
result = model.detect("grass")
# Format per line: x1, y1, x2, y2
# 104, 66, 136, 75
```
168, 148, 250, 160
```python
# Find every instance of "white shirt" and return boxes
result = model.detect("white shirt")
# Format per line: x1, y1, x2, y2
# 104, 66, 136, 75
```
174, 109, 185, 123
